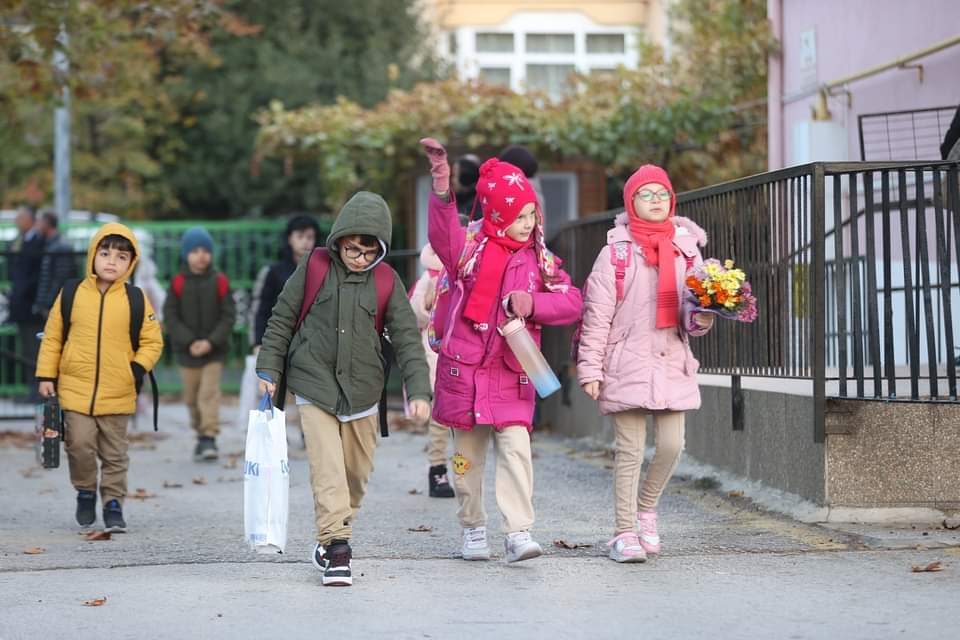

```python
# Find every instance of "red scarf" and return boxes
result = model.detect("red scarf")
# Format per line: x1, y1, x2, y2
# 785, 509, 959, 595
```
463, 230, 530, 324
628, 216, 679, 329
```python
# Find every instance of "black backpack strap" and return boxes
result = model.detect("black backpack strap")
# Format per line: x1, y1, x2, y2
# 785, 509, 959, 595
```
125, 283, 159, 432
59, 278, 82, 346
379, 336, 395, 438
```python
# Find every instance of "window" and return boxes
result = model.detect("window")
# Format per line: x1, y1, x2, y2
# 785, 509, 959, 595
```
476, 32, 514, 53
526, 64, 576, 100
589, 67, 617, 77
526, 33, 575, 54
586, 33, 626, 54
479, 67, 511, 88
448, 32, 457, 55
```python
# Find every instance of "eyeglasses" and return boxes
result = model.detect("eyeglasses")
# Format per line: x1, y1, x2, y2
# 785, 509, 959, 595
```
636, 189, 672, 203
343, 245, 380, 262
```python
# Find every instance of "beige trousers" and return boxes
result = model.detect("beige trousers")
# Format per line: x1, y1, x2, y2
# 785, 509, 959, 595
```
300, 404, 379, 545
427, 420, 451, 467
452, 425, 534, 533
179, 361, 224, 437
612, 409, 685, 533
63, 411, 131, 505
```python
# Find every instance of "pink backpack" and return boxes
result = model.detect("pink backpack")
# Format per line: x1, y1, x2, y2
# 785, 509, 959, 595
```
426, 220, 483, 353
570, 240, 633, 361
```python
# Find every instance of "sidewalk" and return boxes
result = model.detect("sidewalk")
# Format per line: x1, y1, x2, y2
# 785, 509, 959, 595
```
1, 401, 958, 639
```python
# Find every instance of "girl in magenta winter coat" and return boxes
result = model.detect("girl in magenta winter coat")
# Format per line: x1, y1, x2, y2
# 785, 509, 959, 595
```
576, 164, 714, 563
420, 138, 583, 564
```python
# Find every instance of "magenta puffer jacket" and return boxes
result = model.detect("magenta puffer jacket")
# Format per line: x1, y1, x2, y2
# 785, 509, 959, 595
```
428, 194, 583, 431
577, 213, 711, 415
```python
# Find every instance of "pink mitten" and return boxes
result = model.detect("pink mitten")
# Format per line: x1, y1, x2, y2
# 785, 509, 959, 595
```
508, 291, 534, 318
419, 137, 450, 194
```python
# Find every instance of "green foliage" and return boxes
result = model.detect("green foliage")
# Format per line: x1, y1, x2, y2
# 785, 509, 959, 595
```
254, 0, 777, 217
162, 0, 440, 218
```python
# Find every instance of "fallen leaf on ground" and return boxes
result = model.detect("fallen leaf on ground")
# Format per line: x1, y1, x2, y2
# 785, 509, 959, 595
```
193, 476, 208, 485
84, 531, 112, 541
162, 481, 183, 489
553, 540, 593, 550
23, 547, 46, 555
20, 467, 40, 478
728, 490, 745, 498
407, 525, 433, 532
0, 431, 36, 448
911, 561, 944, 573
408, 488, 422, 495
82, 597, 107, 607
129, 488, 156, 500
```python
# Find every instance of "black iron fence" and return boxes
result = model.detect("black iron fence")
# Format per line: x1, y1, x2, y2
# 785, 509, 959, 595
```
544, 161, 960, 442
858, 105, 958, 161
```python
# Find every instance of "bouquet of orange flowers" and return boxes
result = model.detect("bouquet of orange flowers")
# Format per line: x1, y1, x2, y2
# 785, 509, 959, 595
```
686, 259, 758, 322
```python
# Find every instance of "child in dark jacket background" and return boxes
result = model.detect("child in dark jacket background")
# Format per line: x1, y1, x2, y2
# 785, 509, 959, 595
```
163, 227, 236, 462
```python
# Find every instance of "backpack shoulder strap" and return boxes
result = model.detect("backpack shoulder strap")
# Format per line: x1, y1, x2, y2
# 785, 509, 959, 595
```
172, 273, 185, 299
372, 263, 395, 334
609, 241, 632, 304
59, 278, 82, 346
124, 283, 159, 431
296, 248, 331, 333
216, 272, 230, 301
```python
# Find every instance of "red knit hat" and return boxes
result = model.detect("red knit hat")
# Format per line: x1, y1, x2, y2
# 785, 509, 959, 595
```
623, 164, 675, 219
475, 158, 539, 234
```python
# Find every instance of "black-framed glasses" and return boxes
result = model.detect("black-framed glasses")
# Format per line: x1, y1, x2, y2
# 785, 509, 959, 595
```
636, 189, 672, 202
343, 245, 380, 261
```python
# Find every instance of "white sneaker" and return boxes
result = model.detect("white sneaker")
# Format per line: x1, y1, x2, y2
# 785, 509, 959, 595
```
504, 531, 543, 563
462, 526, 491, 561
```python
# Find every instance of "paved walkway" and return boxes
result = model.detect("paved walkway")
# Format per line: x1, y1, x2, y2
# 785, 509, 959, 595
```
1, 401, 957, 639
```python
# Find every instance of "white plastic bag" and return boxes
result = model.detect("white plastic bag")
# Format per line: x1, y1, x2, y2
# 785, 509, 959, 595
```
236, 355, 259, 431
243, 392, 289, 554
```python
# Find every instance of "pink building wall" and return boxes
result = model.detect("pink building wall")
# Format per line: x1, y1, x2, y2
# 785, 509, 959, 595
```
769, 0, 960, 169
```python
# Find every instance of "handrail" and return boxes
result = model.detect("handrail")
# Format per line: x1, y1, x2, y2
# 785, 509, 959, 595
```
813, 34, 960, 119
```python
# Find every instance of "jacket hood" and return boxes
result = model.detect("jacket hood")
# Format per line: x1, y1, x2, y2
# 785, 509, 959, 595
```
420, 243, 443, 271
326, 191, 393, 255
613, 212, 707, 247
86, 223, 141, 285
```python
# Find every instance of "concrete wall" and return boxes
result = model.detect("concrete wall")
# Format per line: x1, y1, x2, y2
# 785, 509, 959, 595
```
826, 401, 960, 510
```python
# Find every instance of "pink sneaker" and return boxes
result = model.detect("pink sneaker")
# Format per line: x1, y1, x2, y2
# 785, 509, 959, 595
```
636, 510, 662, 555
607, 531, 647, 563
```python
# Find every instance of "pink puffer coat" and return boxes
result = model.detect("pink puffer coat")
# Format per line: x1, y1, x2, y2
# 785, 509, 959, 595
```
577, 213, 711, 415
428, 193, 583, 431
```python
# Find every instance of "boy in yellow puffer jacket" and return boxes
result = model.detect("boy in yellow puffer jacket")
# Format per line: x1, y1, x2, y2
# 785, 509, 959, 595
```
36, 224, 164, 532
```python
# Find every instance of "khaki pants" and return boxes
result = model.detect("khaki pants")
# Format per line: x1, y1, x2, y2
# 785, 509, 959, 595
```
300, 404, 379, 545
63, 411, 131, 505
427, 420, 451, 467
612, 409, 685, 533
179, 361, 223, 437
452, 425, 534, 533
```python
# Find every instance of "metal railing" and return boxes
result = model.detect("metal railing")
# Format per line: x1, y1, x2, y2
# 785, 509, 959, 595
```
545, 160, 960, 442
858, 105, 958, 161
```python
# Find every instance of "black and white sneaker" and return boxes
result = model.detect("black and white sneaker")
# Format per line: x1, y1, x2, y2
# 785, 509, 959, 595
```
76, 490, 96, 527
102, 499, 127, 533
428, 464, 455, 498
194, 436, 219, 462
321, 540, 353, 587
311, 542, 328, 571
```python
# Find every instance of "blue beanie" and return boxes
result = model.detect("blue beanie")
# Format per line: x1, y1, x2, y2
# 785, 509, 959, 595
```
181, 227, 214, 260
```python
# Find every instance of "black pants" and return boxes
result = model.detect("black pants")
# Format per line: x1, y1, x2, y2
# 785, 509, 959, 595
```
17, 321, 42, 401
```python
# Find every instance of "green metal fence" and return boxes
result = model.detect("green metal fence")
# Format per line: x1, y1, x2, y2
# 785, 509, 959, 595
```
2, 218, 416, 402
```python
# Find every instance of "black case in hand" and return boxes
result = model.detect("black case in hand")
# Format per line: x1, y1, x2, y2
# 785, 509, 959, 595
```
35, 397, 63, 469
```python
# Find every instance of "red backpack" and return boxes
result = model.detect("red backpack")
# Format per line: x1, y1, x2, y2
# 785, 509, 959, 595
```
171, 272, 230, 301
276, 248, 396, 436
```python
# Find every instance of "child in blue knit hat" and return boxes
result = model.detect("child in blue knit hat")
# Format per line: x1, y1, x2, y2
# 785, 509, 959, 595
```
163, 227, 236, 461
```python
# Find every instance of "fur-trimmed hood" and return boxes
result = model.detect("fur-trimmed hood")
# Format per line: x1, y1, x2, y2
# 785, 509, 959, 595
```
419, 243, 443, 272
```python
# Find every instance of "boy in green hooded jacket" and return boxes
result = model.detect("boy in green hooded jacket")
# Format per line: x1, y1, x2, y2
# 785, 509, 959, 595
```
257, 191, 431, 587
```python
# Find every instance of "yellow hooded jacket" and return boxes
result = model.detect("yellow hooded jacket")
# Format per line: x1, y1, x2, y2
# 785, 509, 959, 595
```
35, 223, 164, 416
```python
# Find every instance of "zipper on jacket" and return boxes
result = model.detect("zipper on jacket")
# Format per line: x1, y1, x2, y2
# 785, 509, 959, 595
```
89, 290, 106, 415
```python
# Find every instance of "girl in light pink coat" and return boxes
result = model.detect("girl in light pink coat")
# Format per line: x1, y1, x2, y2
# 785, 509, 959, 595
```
420, 138, 583, 564
577, 164, 714, 563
